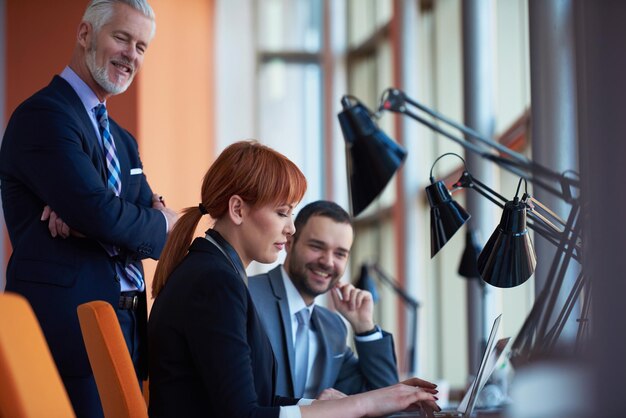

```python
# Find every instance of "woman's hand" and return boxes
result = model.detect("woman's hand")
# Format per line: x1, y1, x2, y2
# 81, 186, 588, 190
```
300, 380, 439, 418
400, 377, 441, 413
316, 388, 348, 400
354, 382, 439, 417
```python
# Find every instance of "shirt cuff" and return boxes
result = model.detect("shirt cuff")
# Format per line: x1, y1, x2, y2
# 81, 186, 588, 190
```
279, 399, 314, 418
160, 210, 169, 233
354, 325, 383, 342
280, 405, 301, 418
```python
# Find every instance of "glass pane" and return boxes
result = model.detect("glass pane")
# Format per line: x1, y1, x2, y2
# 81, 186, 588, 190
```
348, 0, 375, 46
348, 0, 392, 46
257, 0, 322, 52
348, 56, 377, 108
258, 61, 323, 202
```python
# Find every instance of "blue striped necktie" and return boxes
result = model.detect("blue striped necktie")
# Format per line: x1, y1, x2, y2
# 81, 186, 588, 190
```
94, 104, 144, 291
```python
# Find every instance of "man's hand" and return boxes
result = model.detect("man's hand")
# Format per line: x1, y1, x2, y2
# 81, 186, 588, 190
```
151, 193, 166, 210
41, 205, 84, 238
330, 282, 375, 334
152, 193, 179, 233
316, 388, 347, 400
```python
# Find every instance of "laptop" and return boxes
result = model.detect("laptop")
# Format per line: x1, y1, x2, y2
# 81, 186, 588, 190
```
431, 314, 508, 417
389, 314, 508, 418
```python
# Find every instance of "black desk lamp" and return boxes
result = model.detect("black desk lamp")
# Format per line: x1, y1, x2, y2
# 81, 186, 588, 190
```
338, 96, 407, 217
337, 88, 584, 365
458, 229, 483, 279
425, 153, 471, 258
426, 153, 537, 287
476, 184, 537, 288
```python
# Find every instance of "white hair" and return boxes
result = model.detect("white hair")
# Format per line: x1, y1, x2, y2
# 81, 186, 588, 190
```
83, 0, 156, 38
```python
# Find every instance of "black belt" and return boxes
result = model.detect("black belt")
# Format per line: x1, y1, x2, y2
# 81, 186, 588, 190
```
119, 291, 140, 311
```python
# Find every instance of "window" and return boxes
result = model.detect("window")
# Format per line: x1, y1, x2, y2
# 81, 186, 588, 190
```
256, 0, 325, 202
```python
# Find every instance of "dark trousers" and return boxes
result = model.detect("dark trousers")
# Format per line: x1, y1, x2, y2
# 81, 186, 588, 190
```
116, 305, 142, 382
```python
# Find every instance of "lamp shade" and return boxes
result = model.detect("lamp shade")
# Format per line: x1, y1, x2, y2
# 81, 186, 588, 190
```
338, 98, 407, 216
477, 199, 536, 288
458, 229, 483, 278
354, 264, 379, 303
426, 180, 471, 257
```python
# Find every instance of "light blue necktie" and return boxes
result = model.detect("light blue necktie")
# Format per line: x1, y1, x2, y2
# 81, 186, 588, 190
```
294, 308, 310, 398
95, 104, 144, 291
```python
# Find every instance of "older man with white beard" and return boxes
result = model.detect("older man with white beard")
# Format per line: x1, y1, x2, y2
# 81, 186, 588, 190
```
0, 1, 178, 416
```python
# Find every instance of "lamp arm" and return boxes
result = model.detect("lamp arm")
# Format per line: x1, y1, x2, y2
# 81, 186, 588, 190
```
380, 88, 579, 202
402, 107, 571, 200
456, 173, 508, 206
399, 90, 531, 165
401, 107, 491, 159
542, 270, 586, 352
371, 264, 420, 309
486, 154, 575, 200
511, 199, 584, 365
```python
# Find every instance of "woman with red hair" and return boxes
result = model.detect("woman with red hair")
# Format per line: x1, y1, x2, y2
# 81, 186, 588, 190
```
148, 140, 438, 417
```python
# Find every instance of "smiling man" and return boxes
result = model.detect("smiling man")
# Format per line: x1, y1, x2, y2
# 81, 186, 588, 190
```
0, 1, 178, 417
248, 200, 399, 400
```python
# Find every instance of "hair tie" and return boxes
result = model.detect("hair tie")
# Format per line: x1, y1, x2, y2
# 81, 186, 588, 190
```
198, 203, 208, 215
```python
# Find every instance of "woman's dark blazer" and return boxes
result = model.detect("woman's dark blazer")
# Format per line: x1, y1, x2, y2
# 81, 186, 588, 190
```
148, 237, 298, 418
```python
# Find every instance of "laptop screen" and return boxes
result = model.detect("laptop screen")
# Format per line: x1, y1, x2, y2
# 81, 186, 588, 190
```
456, 314, 504, 414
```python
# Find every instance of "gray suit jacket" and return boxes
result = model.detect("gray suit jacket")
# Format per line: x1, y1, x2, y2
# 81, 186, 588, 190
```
248, 266, 399, 397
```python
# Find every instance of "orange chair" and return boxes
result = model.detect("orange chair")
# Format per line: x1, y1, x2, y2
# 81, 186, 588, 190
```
0, 292, 75, 418
77, 301, 147, 418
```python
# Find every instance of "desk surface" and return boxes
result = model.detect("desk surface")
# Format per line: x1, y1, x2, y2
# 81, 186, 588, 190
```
386, 408, 504, 418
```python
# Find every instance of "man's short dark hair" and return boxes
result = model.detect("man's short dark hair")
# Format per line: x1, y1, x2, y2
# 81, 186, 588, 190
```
293, 200, 352, 242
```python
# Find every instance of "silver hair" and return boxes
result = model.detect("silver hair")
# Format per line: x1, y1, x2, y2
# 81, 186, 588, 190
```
83, 0, 156, 37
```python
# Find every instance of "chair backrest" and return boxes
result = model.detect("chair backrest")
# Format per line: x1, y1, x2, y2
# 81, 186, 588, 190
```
0, 292, 76, 418
77, 301, 147, 418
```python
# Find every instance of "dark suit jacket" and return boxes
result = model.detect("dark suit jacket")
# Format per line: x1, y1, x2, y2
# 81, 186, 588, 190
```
248, 266, 399, 397
148, 237, 298, 418
0, 76, 167, 378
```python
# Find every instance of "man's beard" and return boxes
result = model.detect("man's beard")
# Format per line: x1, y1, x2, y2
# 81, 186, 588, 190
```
288, 257, 339, 300
86, 44, 133, 95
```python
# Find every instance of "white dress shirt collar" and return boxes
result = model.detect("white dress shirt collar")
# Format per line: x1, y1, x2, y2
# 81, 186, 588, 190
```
280, 265, 315, 319
60, 66, 104, 113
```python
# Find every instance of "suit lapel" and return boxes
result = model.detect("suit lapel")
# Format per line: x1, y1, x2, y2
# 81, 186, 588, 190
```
51, 76, 108, 184
267, 267, 298, 395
